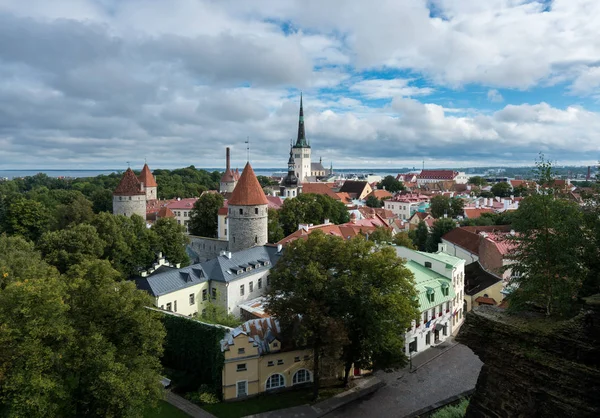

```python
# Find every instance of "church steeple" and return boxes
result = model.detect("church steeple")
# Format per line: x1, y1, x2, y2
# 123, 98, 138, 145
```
294, 93, 309, 148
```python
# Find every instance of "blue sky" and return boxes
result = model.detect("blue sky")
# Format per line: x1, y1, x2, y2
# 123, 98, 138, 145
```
0, 0, 599, 169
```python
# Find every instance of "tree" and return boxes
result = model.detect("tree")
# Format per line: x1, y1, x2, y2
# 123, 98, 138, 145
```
0, 196, 50, 242
506, 157, 586, 316
479, 191, 495, 198
197, 298, 242, 328
429, 195, 451, 219
257, 176, 279, 188
151, 217, 190, 267
393, 232, 416, 249
413, 221, 429, 251
188, 193, 224, 238
366, 226, 392, 243
513, 184, 529, 197
278, 193, 349, 236
450, 197, 464, 218
365, 195, 383, 208
491, 181, 512, 197
267, 208, 285, 243
37, 224, 105, 273
426, 218, 456, 252
378, 175, 405, 193
468, 176, 487, 187
52, 192, 95, 230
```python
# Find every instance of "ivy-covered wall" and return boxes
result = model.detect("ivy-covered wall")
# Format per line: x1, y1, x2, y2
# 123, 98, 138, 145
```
160, 313, 227, 394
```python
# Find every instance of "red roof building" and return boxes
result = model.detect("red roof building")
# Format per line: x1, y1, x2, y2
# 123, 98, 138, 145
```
301, 182, 341, 200
113, 168, 145, 196
277, 221, 384, 246
138, 163, 158, 187
417, 170, 458, 181
228, 162, 268, 206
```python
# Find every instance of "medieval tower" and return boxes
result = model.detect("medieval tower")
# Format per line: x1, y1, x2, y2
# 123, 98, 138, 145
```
293, 94, 311, 182
280, 145, 300, 198
113, 168, 147, 218
227, 162, 268, 253
220, 147, 238, 193
138, 163, 158, 200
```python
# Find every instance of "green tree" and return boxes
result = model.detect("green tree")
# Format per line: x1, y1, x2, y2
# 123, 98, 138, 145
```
1, 196, 50, 242
507, 156, 586, 316
365, 195, 383, 208
429, 195, 451, 219
37, 224, 106, 273
426, 218, 456, 252
151, 217, 190, 267
413, 221, 429, 251
393, 232, 416, 249
513, 184, 529, 197
257, 176, 279, 188
450, 197, 464, 218
468, 176, 487, 187
278, 193, 349, 236
52, 192, 95, 230
479, 191, 495, 198
367, 227, 393, 243
197, 299, 242, 328
378, 175, 405, 193
491, 181, 512, 197
267, 208, 285, 243
188, 193, 224, 238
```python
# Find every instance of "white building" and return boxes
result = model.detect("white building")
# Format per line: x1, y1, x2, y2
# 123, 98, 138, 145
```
394, 245, 465, 355
167, 198, 198, 233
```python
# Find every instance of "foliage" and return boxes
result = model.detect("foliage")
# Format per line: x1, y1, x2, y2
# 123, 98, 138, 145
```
151, 218, 190, 267
491, 181, 512, 197
365, 195, 383, 208
0, 248, 166, 418
257, 176, 279, 188
426, 218, 456, 252
143, 400, 191, 418
0, 196, 51, 242
479, 191, 495, 198
413, 221, 429, 251
430, 399, 469, 418
188, 193, 224, 238
278, 193, 350, 236
507, 156, 586, 317
512, 184, 529, 197
468, 176, 487, 187
460, 211, 515, 227
429, 195, 463, 219
378, 175, 405, 193
152, 166, 220, 199
366, 226, 393, 243
267, 231, 418, 395
197, 300, 242, 328
393, 232, 416, 249
267, 208, 285, 243
160, 313, 226, 394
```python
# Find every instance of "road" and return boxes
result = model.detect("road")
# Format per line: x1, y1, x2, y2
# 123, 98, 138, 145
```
325, 342, 482, 418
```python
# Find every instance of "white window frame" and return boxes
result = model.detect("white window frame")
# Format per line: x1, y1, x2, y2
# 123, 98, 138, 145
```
292, 369, 311, 385
236, 380, 248, 398
265, 373, 285, 390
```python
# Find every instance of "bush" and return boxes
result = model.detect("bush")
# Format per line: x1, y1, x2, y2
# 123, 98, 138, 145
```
185, 385, 220, 406
430, 398, 469, 418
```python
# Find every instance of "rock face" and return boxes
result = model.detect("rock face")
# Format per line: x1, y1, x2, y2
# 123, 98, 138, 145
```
456, 296, 600, 418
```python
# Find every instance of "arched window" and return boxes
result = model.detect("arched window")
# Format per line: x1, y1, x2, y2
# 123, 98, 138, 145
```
266, 373, 285, 390
292, 369, 311, 385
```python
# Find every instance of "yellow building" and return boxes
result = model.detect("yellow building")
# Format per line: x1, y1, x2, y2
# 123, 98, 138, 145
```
221, 318, 314, 400
464, 261, 504, 312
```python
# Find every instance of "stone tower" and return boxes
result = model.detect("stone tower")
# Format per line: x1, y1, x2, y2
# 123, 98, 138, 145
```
138, 163, 158, 201
227, 162, 268, 253
220, 147, 238, 193
292, 94, 311, 182
280, 145, 300, 198
113, 168, 147, 219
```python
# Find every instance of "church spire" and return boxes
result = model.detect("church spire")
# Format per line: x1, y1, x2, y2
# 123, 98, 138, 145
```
295, 93, 309, 148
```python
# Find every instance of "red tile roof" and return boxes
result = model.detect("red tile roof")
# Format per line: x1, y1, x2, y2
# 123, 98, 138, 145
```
464, 208, 495, 219
475, 296, 497, 305
417, 170, 458, 180
277, 222, 382, 246
336, 192, 353, 204
301, 182, 341, 200
157, 207, 175, 218
228, 163, 268, 206
221, 169, 236, 182
167, 198, 198, 210
266, 196, 284, 210
367, 189, 393, 200
442, 225, 513, 256
138, 163, 158, 187
114, 168, 145, 196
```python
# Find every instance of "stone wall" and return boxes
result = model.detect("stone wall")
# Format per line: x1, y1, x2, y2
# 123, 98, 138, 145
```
227, 204, 268, 253
188, 236, 229, 263
112, 194, 146, 218
456, 297, 600, 418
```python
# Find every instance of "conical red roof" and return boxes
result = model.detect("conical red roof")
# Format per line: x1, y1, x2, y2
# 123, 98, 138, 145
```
114, 168, 145, 196
138, 163, 158, 187
228, 162, 268, 206
221, 169, 236, 182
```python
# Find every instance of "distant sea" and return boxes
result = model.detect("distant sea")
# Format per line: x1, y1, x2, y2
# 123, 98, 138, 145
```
0, 168, 405, 180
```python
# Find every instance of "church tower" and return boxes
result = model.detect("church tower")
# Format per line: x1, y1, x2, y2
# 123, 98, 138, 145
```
227, 162, 268, 253
113, 168, 147, 219
280, 145, 300, 198
292, 94, 311, 182
138, 163, 158, 201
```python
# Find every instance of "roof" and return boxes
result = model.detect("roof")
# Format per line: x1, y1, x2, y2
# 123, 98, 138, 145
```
301, 182, 340, 200
442, 225, 513, 256
167, 198, 198, 210
221, 317, 281, 355
367, 189, 393, 200
138, 164, 158, 187
157, 207, 175, 218
404, 260, 455, 312
311, 162, 326, 172
410, 212, 433, 221
277, 222, 382, 246
416, 249, 464, 269
266, 195, 284, 210
475, 296, 497, 305
417, 170, 458, 180
228, 162, 269, 206
238, 296, 270, 318
358, 206, 396, 220
339, 180, 369, 195
464, 262, 502, 296
336, 192, 353, 204
221, 169, 236, 183
464, 208, 495, 219
114, 168, 145, 196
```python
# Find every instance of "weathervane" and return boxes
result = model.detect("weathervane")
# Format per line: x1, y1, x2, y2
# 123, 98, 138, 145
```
127, 161, 130, 169
245, 136, 250, 162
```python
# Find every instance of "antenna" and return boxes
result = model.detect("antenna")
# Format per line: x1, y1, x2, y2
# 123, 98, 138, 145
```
245, 137, 250, 162
127, 161, 130, 168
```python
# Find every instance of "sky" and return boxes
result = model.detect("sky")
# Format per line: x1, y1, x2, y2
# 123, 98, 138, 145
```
1, 0, 600, 170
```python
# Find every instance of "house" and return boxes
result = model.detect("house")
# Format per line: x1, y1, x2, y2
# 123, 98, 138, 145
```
463, 207, 495, 219
336, 192, 354, 205
366, 189, 393, 201
167, 198, 199, 233
276, 219, 388, 246
135, 245, 283, 317
339, 180, 373, 200
408, 212, 435, 229
464, 262, 504, 312
441, 225, 515, 279
384, 193, 430, 220
394, 245, 465, 354
416, 170, 468, 185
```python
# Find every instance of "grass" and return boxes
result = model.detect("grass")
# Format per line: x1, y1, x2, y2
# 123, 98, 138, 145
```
428, 398, 469, 418
144, 400, 191, 418
202, 386, 346, 418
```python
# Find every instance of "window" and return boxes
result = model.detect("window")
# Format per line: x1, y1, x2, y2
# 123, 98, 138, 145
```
294, 356, 300, 362
266, 277, 269, 286
166, 302, 172, 311
238, 348, 245, 355
239, 208, 243, 215
249, 281, 254, 293
439, 305, 443, 316
266, 374, 285, 390
426, 332, 431, 345
174, 301, 177, 312
423, 311, 428, 323
160, 305, 164, 309
258, 278, 262, 289
446, 302, 450, 312
424, 261, 432, 268
273, 342, 278, 348
212, 288, 217, 299
236, 381, 247, 398
277, 359, 284, 365
255, 236, 258, 244
240, 285, 245, 296
255, 208, 259, 215
177, 211, 181, 216
409, 337, 417, 353
293, 369, 311, 385
237, 364, 247, 372
267, 361, 274, 367
189, 293, 195, 305
202, 289, 207, 301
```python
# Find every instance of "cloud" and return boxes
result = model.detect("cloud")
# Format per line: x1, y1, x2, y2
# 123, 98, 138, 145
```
487, 89, 504, 103
350, 78, 433, 99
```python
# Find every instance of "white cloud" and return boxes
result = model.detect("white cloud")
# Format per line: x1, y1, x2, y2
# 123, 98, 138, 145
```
350, 78, 433, 99
487, 89, 504, 102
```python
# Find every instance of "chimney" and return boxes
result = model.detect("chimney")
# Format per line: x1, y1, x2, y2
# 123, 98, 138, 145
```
475, 200, 480, 209
226, 147, 231, 171
324, 218, 330, 224
503, 200, 509, 210
226, 251, 232, 259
